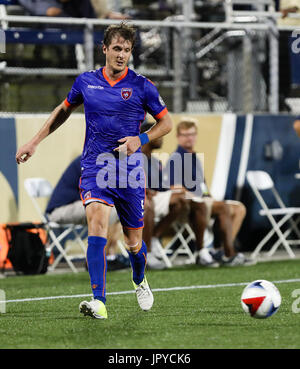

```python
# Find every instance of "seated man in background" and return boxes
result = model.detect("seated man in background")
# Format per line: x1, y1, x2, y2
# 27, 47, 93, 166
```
46, 155, 128, 270
141, 122, 212, 267
163, 118, 253, 267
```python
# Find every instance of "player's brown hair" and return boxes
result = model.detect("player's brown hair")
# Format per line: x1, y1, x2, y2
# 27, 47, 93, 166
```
103, 21, 136, 49
176, 119, 198, 135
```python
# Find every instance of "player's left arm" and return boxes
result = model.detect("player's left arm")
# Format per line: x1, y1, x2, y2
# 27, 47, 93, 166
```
144, 112, 173, 142
16, 101, 79, 164
115, 112, 173, 156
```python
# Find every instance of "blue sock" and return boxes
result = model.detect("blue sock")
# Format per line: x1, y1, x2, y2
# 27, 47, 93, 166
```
127, 240, 147, 285
86, 236, 107, 304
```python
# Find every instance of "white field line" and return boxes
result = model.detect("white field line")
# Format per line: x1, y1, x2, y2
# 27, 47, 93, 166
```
1, 278, 300, 304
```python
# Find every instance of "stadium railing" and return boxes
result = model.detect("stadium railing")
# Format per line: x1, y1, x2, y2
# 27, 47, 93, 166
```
0, 7, 299, 113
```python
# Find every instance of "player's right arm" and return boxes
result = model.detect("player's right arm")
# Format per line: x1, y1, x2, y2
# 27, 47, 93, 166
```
16, 73, 84, 164
15, 101, 78, 164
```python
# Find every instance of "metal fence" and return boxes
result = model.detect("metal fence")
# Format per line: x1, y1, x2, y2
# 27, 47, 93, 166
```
0, 1, 300, 114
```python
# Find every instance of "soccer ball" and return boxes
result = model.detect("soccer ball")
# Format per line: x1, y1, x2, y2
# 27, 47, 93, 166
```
241, 280, 281, 319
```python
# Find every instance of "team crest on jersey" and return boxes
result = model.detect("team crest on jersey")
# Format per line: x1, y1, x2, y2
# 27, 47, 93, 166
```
121, 88, 132, 101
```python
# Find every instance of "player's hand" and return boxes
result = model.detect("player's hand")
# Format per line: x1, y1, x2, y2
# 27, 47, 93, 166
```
16, 142, 37, 164
114, 136, 141, 156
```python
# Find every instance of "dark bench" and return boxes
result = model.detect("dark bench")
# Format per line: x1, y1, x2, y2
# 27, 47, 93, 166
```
5, 28, 103, 45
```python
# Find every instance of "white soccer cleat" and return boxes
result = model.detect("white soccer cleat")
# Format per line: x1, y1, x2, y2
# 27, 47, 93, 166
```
79, 299, 108, 319
133, 276, 154, 311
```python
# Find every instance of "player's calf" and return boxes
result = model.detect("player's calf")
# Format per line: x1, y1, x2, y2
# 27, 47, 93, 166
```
126, 240, 154, 311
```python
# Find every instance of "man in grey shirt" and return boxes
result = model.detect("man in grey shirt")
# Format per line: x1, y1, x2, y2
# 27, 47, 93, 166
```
164, 118, 254, 267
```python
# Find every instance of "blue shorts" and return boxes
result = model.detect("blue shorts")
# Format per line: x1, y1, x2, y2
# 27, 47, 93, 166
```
79, 175, 145, 229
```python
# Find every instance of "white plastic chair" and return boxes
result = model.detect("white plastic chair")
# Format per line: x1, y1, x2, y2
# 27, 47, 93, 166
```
24, 178, 87, 273
246, 170, 300, 259
164, 220, 216, 264
163, 223, 197, 265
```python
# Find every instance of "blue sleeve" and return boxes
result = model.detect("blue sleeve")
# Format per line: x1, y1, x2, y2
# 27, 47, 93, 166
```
144, 79, 168, 119
65, 75, 84, 106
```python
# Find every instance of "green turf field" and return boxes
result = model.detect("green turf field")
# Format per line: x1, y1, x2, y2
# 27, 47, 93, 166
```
0, 259, 300, 349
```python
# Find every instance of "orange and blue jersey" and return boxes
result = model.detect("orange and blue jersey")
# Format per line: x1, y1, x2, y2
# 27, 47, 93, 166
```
64, 66, 168, 229
65, 66, 167, 176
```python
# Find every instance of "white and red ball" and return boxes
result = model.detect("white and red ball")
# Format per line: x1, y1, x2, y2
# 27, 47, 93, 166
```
241, 280, 281, 319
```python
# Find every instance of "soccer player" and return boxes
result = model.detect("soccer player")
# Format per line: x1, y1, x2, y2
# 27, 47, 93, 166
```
15, 22, 173, 319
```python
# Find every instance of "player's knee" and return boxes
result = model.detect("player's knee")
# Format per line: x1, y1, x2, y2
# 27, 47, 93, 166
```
88, 223, 107, 237
123, 228, 142, 254
125, 240, 142, 254
87, 215, 108, 237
